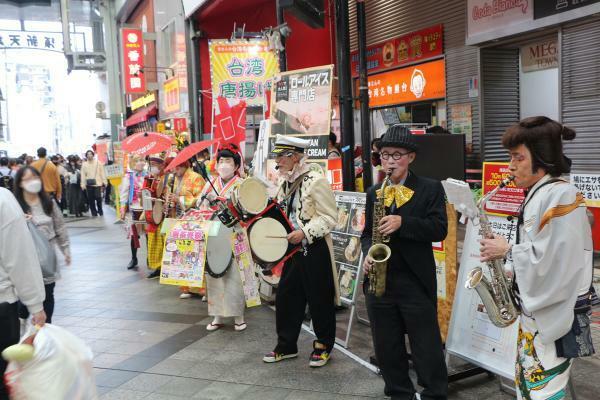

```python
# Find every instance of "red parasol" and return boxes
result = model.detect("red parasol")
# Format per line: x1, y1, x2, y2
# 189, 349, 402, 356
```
122, 132, 174, 156
164, 139, 220, 172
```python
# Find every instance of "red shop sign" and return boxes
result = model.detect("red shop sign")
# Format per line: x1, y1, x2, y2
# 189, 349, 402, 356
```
482, 162, 525, 216
173, 118, 187, 133
122, 28, 145, 94
350, 24, 443, 78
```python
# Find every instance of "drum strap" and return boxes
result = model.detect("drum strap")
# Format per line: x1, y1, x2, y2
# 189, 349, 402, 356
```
281, 172, 309, 213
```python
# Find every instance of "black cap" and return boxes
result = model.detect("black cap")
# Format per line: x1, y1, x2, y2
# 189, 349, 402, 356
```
379, 125, 418, 152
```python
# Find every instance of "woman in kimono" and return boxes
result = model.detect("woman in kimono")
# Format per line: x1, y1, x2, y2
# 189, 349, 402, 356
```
480, 116, 594, 400
197, 146, 247, 331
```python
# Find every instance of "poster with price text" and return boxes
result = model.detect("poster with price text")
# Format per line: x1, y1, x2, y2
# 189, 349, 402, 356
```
332, 191, 366, 303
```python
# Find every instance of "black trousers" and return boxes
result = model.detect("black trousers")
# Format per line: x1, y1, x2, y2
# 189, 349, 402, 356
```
275, 238, 336, 353
18, 283, 56, 324
86, 185, 103, 216
0, 302, 20, 400
366, 276, 447, 400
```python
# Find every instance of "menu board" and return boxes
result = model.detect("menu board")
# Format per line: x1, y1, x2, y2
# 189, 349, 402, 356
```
332, 191, 367, 303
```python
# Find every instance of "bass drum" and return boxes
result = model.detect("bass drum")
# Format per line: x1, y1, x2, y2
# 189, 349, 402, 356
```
205, 217, 234, 278
247, 202, 299, 271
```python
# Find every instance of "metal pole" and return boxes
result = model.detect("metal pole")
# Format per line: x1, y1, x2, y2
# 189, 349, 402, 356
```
276, 0, 287, 72
335, 0, 356, 191
356, 0, 372, 189
187, 19, 202, 142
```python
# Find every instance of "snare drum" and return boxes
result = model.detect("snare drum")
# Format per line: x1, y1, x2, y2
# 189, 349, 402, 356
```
246, 202, 300, 271
205, 217, 234, 278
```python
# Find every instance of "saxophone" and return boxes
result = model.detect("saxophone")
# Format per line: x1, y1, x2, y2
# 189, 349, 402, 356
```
465, 176, 520, 328
367, 171, 393, 297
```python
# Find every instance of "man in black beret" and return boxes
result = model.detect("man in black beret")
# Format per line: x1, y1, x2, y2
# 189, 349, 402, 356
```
361, 125, 448, 400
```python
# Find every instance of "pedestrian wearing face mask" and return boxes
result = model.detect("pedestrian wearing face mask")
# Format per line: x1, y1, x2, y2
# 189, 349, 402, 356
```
13, 166, 71, 324
196, 145, 247, 331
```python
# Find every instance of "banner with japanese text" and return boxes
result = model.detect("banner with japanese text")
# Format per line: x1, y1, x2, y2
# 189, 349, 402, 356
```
350, 24, 443, 78
160, 220, 208, 288
570, 174, 600, 208
482, 162, 525, 216
209, 39, 279, 107
265, 65, 334, 186
121, 28, 145, 93
0, 30, 64, 51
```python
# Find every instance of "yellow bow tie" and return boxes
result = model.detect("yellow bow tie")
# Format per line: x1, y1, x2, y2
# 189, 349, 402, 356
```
377, 185, 414, 208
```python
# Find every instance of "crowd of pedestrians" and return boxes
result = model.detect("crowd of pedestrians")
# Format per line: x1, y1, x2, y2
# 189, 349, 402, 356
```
0, 147, 108, 218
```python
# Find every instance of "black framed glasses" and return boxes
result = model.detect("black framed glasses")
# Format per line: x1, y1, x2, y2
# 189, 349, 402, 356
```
380, 151, 412, 160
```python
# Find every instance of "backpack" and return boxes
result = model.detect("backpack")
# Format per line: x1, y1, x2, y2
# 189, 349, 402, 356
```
0, 170, 14, 191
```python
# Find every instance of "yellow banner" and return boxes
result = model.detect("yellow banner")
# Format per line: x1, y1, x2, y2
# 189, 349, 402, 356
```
209, 39, 279, 107
131, 92, 155, 111
163, 77, 180, 114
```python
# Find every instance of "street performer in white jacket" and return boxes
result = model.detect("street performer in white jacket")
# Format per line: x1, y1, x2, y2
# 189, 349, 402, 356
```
480, 116, 594, 400
263, 134, 340, 368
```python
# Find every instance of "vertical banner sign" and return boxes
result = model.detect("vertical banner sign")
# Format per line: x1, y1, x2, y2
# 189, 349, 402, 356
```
163, 77, 181, 114
328, 158, 343, 191
331, 192, 367, 303
209, 40, 279, 107
267, 65, 334, 185
121, 28, 145, 93
482, 162, 525, 216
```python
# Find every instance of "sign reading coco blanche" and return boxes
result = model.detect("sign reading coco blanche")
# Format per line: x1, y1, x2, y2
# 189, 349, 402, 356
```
365, 58, 446, 108
520, 38, 559, 72
467, 0, 533, 39
349, 25, 443, 78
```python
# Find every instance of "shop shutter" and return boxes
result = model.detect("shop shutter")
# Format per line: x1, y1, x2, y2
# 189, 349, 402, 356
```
561, 17, 600, 174
348, 0, 481, 167
481, 48, 519, 162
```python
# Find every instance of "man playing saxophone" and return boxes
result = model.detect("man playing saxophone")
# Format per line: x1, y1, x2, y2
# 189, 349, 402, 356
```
361, 125, 448, 400
479, 117, 593, 400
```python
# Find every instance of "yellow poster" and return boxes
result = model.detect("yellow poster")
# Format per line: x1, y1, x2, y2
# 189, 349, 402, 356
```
160, 220, 207, 288
208, 39, 279, 107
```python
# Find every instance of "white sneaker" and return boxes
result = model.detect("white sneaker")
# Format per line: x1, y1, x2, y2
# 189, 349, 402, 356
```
179, 292, 192, 299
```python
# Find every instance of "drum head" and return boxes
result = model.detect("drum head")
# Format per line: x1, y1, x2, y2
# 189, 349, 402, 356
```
248, 217, 288, 263
205, 221, 234, 278
237, 178, 268, 215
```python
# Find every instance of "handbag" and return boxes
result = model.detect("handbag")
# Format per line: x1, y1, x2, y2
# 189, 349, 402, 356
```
86, 162, 98, 187
555, 290, 596, 358
27, 221, 58, 279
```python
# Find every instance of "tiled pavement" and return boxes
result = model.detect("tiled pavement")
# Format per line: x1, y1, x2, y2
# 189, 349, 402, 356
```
51, 209, 600, 399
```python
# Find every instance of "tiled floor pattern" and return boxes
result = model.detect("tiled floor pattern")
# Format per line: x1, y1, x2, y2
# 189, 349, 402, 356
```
49, 210, 600, 399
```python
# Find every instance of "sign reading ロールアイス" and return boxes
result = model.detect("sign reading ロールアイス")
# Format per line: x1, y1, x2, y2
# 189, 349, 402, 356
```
121, 28, 145, 94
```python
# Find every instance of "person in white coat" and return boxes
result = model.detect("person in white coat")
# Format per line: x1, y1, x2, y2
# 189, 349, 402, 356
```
480, 116, 593, 400
0, 187, 46, 399
262, 135, 340, 368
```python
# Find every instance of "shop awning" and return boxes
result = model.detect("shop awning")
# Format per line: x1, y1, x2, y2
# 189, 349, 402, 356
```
125, 105, 158, 127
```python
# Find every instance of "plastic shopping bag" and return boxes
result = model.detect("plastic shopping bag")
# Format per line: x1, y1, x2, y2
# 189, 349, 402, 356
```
3, 324, 97, 400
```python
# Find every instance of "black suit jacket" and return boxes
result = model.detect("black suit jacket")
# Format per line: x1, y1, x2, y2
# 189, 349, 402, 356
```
360, 171, 448, 302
